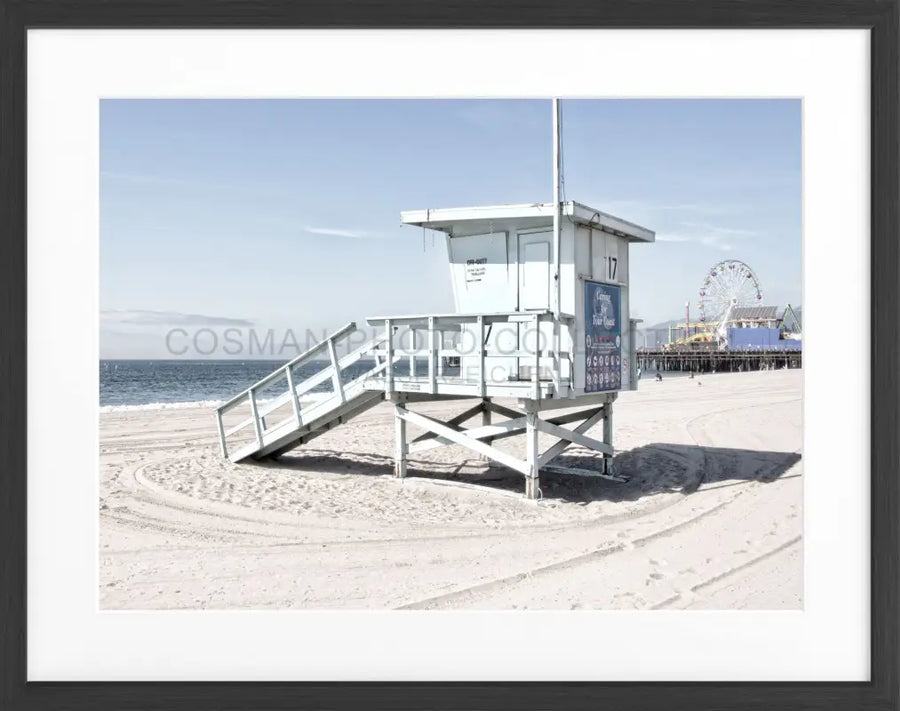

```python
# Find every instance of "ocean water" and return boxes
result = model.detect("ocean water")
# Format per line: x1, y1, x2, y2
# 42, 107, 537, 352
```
99, 358, 454, 411
99, 358, 736, 411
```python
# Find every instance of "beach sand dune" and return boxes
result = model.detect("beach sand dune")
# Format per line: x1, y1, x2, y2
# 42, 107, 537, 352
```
100, 369, 802, 609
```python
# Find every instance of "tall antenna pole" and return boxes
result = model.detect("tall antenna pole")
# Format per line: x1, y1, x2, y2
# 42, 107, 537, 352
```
551, 98, 562, 395
552, 98, 561, 319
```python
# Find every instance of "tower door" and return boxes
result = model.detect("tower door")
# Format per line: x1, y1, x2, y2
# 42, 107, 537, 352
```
517, 232, 551, 311
516, 231, 552, 380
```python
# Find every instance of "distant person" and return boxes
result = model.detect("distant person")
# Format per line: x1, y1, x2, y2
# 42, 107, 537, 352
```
637, 367, 642, 380
655, 372, 663, 382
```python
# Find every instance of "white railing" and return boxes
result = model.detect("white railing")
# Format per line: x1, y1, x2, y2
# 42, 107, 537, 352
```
215, 311, 576, 461
365, 310, 576, 401
214, 322, 387, 459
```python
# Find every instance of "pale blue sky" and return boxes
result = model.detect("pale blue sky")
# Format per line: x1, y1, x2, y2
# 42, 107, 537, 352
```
100, 99, 801, 358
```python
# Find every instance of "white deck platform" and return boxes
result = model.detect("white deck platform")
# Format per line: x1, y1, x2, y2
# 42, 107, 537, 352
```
215, 312, 619, 499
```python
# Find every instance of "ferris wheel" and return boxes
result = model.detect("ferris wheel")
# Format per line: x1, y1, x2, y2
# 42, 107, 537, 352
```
697, 259, 763, 329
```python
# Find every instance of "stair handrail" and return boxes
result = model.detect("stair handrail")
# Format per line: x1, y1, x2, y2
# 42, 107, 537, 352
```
216, 321, 357, 414
252, 331, 389, 421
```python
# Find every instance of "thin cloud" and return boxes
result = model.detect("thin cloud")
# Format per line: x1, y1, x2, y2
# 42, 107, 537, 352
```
656, 223, 756, 252
101, 310, 255, 327
679, 221, 756, 236
303, 225, 380, 239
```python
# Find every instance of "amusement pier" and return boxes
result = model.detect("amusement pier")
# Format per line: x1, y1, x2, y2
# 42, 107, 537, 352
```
637, 262, 802, 375
638, 347, 802, 375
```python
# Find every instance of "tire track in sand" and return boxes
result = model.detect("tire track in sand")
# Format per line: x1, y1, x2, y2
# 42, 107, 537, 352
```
398, 397, 801, 610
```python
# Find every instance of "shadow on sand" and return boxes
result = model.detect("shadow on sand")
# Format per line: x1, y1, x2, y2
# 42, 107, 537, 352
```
252, 443, 801, 505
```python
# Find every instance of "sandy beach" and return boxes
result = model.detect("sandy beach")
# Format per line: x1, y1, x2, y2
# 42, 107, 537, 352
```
99, 368, 802, 610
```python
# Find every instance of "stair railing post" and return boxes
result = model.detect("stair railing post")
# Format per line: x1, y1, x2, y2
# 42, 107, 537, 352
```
384, 319, 393, 394
285, 365, 302, 427
552, 315, 561, 396
248, 388, 264, 448
477, 315, 486, 397
327, 337, 345, 403
215, 409, 228, 459
532, 313, 541, 400
428, 316, 436, 394
437, 327, 444, 377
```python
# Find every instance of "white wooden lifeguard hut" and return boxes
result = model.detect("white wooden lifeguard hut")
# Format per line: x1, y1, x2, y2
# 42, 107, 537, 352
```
215, 100, 655, 499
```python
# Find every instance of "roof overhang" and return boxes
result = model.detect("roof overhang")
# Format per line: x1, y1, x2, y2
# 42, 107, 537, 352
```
401, 201, 655, 243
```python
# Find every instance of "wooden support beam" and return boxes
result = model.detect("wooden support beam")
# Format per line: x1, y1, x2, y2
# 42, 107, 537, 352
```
391, 392, 469, 404
603, 398, 614, 474
409, 402, 485, 444
394, 403, 407, 478
484, 400, 525, 421
536, 418, 613, 457
397, 408, 530, 475
480, 398, 492, 459
407, 415, 528, 454
541, 405, 604, 428
525, 410, 540, 500
537, 406, 607, 468
518, 391, 611, 412
410, 404, 604, 455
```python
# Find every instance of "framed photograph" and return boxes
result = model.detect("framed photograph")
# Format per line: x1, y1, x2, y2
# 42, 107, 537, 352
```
2, 1, 898, 709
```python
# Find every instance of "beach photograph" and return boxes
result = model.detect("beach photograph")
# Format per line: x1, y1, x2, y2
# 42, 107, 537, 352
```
99, 98, 803, 610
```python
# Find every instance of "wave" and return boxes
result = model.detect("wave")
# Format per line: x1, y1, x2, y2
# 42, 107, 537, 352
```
99, 400, 225, 413
99, 393, 332, 413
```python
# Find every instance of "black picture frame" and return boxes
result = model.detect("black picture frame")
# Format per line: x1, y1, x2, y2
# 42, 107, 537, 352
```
1, 2, 897, 709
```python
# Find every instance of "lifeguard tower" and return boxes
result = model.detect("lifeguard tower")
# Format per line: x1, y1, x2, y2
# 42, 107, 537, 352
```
215, 101, 655, 499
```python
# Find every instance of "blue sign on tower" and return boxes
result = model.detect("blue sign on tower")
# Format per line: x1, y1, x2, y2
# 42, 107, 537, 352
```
584, 280, 622, 393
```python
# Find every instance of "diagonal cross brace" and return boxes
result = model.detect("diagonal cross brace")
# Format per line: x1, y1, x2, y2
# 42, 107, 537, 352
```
483, 400, 525, 421
396, 408, 530, 475
537, 406, 609, 467
407, 416, 528, 454
409, 402, 486, 444
409, 403, 607, 456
